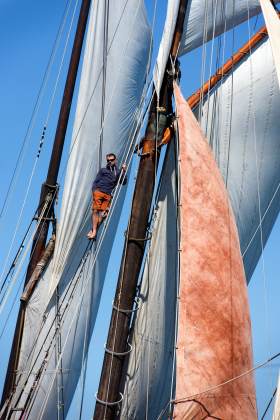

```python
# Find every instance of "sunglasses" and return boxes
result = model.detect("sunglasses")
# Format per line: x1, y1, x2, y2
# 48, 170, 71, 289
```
107, 158, 115, 162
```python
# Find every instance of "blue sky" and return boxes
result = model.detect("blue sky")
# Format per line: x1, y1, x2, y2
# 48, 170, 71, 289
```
0, 1, 280, 419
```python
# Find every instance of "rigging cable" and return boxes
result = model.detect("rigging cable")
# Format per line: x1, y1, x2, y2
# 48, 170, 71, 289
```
247, 0, 274, 401
0, 0, 75, 238
156, 350, 280, 420
0, 0, 79, 292
0, 0, 71, 225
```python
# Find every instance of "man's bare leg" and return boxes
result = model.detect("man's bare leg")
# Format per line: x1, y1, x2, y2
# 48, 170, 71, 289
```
96, 211, 107, 231
87, 209, 99, 239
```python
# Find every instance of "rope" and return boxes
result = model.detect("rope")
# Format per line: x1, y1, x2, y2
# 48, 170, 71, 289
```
157, 351, 280, 420
168, 86, 182, 417
0, 197, 50, 315
0, 0, 77, 293
261, 386, 277, 420
76, 269, 92, 420
0, 0, 72, 227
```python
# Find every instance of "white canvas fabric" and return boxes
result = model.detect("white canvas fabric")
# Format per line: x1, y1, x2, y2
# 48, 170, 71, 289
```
260, 0, 280, 90
272, 369, 280, 420
152, 0, 180, 96
153, 0, 280, 96
117, 142, 179, 420
12, 0, 151, 418
192, 37, 280, 283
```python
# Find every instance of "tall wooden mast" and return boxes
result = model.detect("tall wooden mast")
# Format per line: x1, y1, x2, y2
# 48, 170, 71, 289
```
93, 1, 189, 419
0, 0, 92, 415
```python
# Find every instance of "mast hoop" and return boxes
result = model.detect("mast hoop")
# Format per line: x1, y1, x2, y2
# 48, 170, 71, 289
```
95, 392, 123, 406
124, 230, 152, 242
104, 342, 132, 356
112, 299, 140, 313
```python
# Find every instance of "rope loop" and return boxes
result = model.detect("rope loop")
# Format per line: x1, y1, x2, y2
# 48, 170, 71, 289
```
104, 342, 132, 357
112, 299, 139, 314
124, 230, 152, 242
95, 392, 123, 406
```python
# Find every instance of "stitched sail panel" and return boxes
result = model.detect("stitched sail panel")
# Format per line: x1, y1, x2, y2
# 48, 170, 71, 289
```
174, 82, 257, 419
192, 37, 280, 283
13, 1, 152, 418
152, 0, 280, 96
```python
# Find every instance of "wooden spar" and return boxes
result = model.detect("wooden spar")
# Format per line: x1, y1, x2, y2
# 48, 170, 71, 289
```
0, 0, 92, 415
187, 12, 280, 110
93, 2, 189, 420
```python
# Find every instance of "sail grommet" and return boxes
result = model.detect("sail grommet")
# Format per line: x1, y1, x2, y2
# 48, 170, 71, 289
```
95, 392, 123, 406
104, 342, 132, 356
112, 299, 140, 313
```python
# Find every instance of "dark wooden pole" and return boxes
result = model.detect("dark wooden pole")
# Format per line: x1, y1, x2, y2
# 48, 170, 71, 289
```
93, 1, 189, 419
0, 0, 92, 415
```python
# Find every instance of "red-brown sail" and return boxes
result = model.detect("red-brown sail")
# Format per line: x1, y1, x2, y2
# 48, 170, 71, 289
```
173, 82, 257, 419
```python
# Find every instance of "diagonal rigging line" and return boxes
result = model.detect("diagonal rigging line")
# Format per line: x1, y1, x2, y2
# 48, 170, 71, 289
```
0, 0, 71, 223
0, 0, 74, 237
0, 0, 77, 289
157, 350, 280, 420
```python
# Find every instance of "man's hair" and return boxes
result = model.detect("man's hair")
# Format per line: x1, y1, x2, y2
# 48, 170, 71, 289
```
106, 153, 116, 159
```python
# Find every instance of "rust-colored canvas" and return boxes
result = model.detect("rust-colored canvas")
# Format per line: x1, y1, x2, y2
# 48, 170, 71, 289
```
173, 83, 257, 420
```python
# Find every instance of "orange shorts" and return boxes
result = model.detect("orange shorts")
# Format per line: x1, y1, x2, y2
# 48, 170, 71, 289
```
92, 190, 111, 211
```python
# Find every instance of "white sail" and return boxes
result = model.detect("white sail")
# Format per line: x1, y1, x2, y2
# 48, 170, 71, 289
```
153, 0, 280, 96
260, 0, 280, 90
117, 142, 179, 420
272, 369, 280, 419
192, 36, 280, 283
12, 0, 152, 418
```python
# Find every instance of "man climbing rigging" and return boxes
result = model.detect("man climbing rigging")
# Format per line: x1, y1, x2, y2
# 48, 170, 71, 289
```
87, 153, 127, 240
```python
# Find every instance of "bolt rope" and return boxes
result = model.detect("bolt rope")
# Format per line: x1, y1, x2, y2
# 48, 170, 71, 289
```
169, 87, 182, 415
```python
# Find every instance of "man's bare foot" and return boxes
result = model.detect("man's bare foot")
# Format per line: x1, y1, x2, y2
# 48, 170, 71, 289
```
87, 229, 96, 239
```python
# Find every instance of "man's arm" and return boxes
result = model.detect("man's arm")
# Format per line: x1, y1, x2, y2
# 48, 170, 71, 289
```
118, 163, 127, 185
92, 169, 103, 192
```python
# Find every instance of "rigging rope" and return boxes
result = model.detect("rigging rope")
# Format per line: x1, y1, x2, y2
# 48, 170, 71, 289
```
0, 0, 75, 239
0, 0, 78, 312
0, 0, 72, 226
157, 350, 280, 420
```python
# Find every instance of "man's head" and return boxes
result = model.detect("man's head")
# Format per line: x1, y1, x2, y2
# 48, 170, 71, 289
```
106, 153, 116, 167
